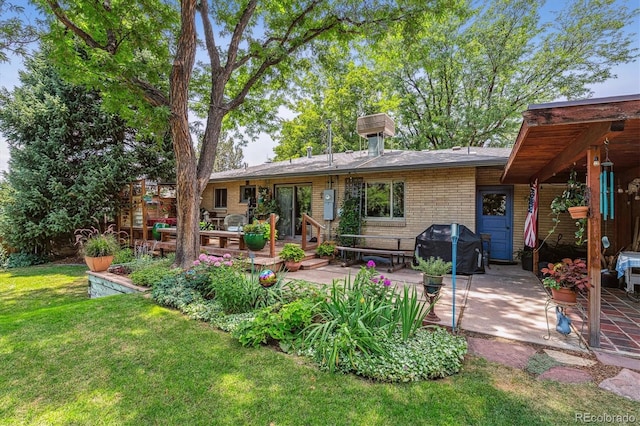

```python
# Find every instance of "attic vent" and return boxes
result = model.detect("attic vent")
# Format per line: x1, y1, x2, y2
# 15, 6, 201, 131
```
356, 113, 395, 157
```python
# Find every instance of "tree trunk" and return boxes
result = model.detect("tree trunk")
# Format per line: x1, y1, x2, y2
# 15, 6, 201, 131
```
170, 0, 198, 269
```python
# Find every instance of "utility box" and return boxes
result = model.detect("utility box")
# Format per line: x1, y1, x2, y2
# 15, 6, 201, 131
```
323, 189, 335, 220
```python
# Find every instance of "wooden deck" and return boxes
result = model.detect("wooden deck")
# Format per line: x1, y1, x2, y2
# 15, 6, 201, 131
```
134, 237, 326, 271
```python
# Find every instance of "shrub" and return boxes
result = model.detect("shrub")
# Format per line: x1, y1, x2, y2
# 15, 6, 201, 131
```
233, 298, 318, 348
315, 241, 337, 257
348, 327, 468, 382
5, 252, 48, 268
130, 264, 180, 288
113, 248, 135, 264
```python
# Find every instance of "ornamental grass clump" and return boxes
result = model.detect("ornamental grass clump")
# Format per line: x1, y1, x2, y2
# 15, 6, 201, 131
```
302, 261, 433, 373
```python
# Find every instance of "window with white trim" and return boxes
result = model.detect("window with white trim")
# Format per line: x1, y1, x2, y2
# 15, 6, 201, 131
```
365, 181, 404, 219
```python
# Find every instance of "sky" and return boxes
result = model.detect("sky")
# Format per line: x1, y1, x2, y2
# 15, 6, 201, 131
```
0, 1, 639, 174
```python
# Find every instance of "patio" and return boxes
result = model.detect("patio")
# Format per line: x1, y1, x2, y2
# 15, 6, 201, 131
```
290, 262, 640, 358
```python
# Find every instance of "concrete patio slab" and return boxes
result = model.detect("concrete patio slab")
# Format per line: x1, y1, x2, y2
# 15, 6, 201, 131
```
459, 264, 588, 352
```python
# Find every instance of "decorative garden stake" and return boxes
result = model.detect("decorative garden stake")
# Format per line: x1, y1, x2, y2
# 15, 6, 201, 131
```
451, 223, 459, 332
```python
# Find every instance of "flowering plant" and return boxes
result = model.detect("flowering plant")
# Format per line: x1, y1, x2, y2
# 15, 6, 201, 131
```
541, 258, 588, 291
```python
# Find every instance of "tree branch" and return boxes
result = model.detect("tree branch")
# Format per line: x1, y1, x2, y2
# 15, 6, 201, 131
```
46, 0, 116, 54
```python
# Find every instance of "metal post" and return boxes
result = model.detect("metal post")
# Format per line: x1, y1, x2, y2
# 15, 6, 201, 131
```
451, 223, 459, 332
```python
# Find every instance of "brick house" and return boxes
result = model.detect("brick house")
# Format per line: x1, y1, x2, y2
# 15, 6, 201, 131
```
202, 144, 578, 262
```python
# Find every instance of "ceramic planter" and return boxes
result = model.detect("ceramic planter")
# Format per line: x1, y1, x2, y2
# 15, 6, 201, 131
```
84, 255, 114, 272
243, 233, 267, 251
423, 274, 444, 294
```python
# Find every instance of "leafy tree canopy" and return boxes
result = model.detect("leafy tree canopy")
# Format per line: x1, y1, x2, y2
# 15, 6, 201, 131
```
276, 0, 639, 154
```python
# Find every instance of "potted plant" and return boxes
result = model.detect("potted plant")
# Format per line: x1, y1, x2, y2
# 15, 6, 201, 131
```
549, 170, 589, 245
74, 224, 124, 272
315, 241, 337, 259
253, 186, 280, 219
540, 257, 588, 303
279, 243, 305, 272
242, 220, 274, 251
515, 247, 534, 271
412, 256, 453, 293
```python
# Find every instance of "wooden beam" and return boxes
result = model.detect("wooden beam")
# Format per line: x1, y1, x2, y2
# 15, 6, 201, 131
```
522, 98, 640, 126
587, 145, 601, 348
538, 122, 610, 183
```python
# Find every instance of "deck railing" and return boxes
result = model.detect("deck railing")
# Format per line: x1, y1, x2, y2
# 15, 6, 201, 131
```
301, 214, 325, 251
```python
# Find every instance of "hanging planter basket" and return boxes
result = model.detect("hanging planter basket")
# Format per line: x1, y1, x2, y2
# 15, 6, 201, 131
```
568, 206, 589, 219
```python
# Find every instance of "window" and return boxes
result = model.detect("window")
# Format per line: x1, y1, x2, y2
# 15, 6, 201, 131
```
240, 185, 256, 204
215, 188, 228, 208
482, 193, 507, 216
365, 181, 404, 219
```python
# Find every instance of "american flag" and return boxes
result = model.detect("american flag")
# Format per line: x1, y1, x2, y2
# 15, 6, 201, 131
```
524, 179, 538, 248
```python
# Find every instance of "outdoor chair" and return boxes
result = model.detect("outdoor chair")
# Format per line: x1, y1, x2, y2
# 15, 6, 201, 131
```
223, 214, 247, 232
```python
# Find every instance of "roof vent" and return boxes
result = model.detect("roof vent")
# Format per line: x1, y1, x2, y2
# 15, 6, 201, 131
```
356, 113, 395, 157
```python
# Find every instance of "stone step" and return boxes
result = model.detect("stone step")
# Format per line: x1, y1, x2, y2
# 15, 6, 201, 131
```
301, 257, 329, 270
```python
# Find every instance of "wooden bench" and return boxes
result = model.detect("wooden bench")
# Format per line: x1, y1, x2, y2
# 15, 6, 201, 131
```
199, 230, 246, 250
336, 246, 412, 272
157, 227, 246, 250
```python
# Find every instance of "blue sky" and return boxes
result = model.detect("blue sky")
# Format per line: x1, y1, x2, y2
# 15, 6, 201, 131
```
0, 1, 639, 173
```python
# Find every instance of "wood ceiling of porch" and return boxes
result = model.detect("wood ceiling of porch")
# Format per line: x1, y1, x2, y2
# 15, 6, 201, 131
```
501, 95, 640, 184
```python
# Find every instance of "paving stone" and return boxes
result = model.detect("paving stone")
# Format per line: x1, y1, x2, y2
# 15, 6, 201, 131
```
467, 337, 537, 369
593, 351, 640, 372
543, 349, 596, 367
537, 366, 592, 383
599, 369, 640, 402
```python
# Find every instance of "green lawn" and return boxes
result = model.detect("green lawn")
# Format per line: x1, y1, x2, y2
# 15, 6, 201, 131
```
0, 265, 637, 425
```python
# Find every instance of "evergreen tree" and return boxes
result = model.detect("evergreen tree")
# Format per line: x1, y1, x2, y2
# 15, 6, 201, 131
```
0, 51, 174, 255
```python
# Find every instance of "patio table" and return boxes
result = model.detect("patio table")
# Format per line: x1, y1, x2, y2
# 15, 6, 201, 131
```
616, 251, 640, 293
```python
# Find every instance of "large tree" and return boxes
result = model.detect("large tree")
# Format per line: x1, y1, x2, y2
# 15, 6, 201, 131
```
277, 0, 639, 151
37, 0, 443, 268
0, 51, 175, 254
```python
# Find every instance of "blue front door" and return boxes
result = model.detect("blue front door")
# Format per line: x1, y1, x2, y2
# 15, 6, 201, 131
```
476, 186, 513, 261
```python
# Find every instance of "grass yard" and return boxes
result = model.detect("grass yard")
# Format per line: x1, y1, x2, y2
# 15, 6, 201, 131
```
0, 265, 637, 425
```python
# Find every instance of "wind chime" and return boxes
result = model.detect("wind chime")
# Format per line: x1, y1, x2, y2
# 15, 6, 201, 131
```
599, 139, 614, 220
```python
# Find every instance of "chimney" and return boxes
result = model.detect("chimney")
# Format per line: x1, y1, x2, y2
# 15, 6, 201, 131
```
356, 113, 395, 157
306, 146, 313, 158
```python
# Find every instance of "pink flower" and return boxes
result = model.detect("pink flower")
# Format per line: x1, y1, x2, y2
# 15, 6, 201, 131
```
372, 277, 379, 283
223, 253, 232, 259
193, 260, 201, 266
224, 261, 233, 267
214, 262, 221, 267
366, 260, 376, 268
383, 278, 392, 287
198, 253, 208, 261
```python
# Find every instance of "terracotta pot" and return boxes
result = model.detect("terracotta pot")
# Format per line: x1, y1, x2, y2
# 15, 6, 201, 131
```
84, 255, 114, 272
568, 206, 588, 219
551, 287, 577, 303
284, 260, 302, 272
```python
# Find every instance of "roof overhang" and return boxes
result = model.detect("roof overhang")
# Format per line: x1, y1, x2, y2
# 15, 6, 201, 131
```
501, 94, 640, 184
